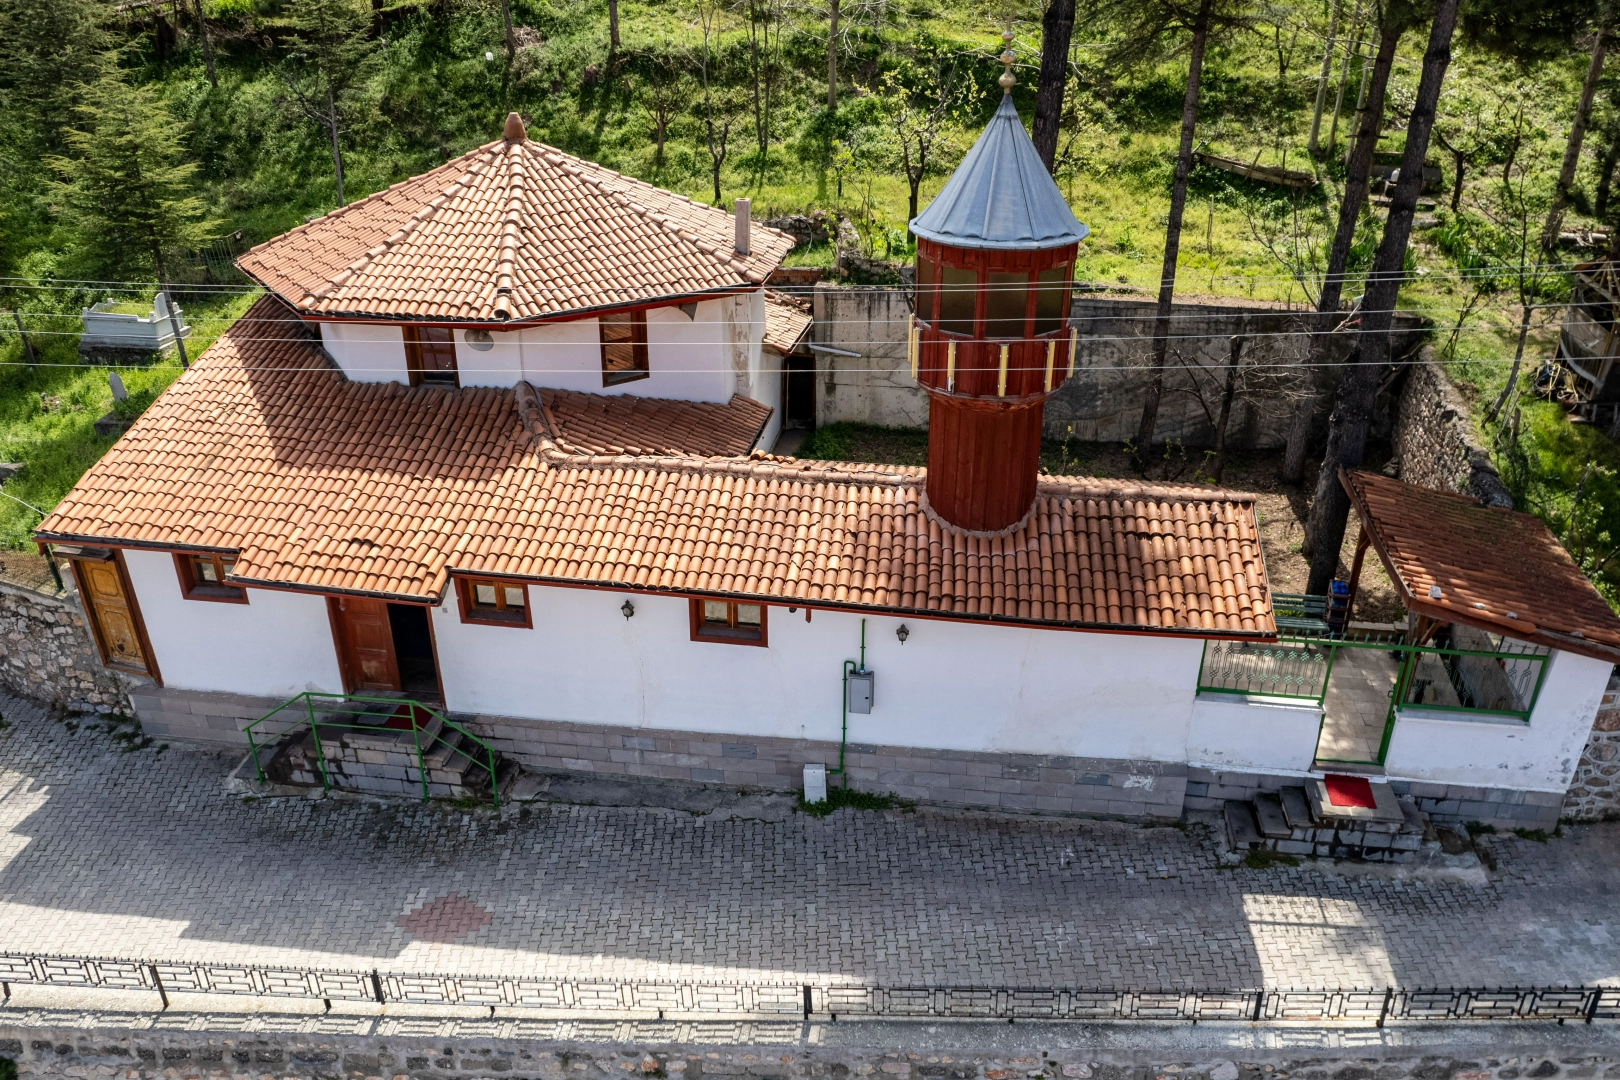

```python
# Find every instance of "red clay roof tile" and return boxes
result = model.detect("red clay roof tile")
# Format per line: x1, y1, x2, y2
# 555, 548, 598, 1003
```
38, 297, 1274, 635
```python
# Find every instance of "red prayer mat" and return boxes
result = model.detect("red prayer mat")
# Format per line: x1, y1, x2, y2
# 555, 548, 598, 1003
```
1324, 774, 1377, 808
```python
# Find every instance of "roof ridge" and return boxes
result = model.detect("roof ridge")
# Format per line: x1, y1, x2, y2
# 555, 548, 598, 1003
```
531, 143, 770, 285
492, 139, 526, 319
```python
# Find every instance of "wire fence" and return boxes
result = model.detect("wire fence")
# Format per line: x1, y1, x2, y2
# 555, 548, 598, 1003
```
0, 952, 1616, 1024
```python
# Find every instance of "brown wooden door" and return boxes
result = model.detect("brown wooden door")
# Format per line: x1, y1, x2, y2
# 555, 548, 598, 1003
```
404, 327, 459, 387
329, 596, 400, 692
72, 557, 151, 676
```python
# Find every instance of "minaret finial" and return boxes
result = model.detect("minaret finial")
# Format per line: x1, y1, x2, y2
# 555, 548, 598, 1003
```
998, 29, 1016, 91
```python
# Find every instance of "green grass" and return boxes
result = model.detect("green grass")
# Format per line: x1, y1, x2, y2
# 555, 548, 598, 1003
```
1242, 848, 1300, 869
797, 784, 914, 817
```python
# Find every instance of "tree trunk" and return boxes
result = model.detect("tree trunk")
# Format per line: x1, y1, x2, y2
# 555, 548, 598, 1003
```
607, 0, 620, 50
1282, 20, 1399, 488
11, 312, 36, 366
1132, 0, 1215, 471
1308, 0, 1341, 157
1597, 130, 1620, 219
1326, 0, 1364, 156
192, 0, 217, 88
326, 84, 346, 207
1486, 303, 1533, 424
1540, 26, 1607, 252
827, 0, 839, 110
1211, 328, 1246, 483
1306, 0, 1459, 596
1447, 147, 1464, 211
502, 0, 516, 63
1031, 0, 1077, 173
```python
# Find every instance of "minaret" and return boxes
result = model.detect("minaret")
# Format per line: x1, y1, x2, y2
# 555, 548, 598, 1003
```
908, 33, 1089, 532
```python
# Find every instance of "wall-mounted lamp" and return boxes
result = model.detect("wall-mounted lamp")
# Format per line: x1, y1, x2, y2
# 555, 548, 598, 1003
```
896, 624, 910, 645
621, 599, 636, 620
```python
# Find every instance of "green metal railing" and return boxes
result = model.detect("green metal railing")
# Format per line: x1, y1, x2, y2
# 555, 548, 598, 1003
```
243, 692, 502, 808
1197, 626, 1553, 766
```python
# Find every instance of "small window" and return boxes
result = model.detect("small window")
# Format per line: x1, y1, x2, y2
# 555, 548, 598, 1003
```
938, 266, 978, 336
404, 326, 459, 387
175, 552, 247, 603
690, 598, 767, 646
1033, 264, 1072, 335
601, 310, 650, 386
914, 255, 937, 321
457, 576, 530, 626
985, 271, 1029, 339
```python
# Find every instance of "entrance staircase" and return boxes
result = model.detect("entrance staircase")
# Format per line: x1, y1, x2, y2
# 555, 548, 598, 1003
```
1224, 776, 1427, 863
240, 693, 518, 804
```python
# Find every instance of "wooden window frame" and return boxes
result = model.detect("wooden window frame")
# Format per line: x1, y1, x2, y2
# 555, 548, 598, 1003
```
403, 325, 461, 388
689, 598, 768, 647
174, 552, 248, 603
455, 576, 533, 628
600, 310, 650, 386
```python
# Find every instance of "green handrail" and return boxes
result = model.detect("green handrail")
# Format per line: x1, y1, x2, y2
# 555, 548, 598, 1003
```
243, 692, 502, 809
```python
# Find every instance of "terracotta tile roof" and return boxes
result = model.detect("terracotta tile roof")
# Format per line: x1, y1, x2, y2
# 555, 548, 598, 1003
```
762, 292, 812, 355
539, 387, 771, 458
235, 129, 796, 322
37, 297, 1274, 636
1344, 469, 1620, 661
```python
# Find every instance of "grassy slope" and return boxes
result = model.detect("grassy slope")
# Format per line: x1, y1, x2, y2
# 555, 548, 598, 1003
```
4, 0, 1615, 612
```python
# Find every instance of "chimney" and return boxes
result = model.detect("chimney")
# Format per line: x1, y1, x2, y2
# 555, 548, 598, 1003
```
734, 198, 751, 256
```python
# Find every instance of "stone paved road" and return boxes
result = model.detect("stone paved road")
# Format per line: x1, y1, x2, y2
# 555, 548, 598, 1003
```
0, 695, 1616, 989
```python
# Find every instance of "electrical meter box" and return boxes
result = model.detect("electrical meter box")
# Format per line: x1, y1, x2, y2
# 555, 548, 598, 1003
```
846, 669, 875, 714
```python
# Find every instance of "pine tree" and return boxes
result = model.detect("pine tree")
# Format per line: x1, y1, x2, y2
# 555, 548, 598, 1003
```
284, 0, 377, 208
0, 0, 110, 155
50, 69, 216, 285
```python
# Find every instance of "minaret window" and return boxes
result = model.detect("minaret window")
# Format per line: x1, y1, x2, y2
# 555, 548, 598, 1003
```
404, 326, 460, 387
985, 272, 1029, 339
915, 255, 937, 320
600, 310, 650, 386
1033, 265, 1072, 336
938, 267, 977, 336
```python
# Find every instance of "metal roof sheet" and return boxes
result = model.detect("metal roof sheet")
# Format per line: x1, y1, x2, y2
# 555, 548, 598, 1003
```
909, 94, 1089, 251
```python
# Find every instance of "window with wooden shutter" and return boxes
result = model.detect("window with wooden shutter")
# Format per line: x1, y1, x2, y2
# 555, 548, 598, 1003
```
689, 598, 767, 645
175, 552, 248, 603
600, 310, 649, 386
404, 326, 460, 387
456, 576, 531, 627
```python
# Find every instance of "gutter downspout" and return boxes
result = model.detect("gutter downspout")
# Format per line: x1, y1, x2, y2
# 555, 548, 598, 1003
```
831, 618, 866, 787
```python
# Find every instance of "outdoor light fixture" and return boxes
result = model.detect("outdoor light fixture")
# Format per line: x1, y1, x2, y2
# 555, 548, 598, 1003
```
621, 600, 635, 620
896, 624, 910, 644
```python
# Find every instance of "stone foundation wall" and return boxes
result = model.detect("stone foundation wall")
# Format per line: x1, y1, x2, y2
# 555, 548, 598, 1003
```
129, 686, 279, 745
0, 576, 139, 715
1392, 352, 1513, 507
1564, 673, 1620, 821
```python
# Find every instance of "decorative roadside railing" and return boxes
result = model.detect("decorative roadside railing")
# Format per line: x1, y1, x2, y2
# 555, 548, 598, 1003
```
0, 951, 1616, 1024
242, 692, 503, 808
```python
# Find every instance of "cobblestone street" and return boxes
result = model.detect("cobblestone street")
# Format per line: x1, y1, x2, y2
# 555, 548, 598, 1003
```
0, 695, 1616, 990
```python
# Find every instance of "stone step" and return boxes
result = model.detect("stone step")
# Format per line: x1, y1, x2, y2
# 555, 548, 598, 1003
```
1253, 793, 1291, 839
1224, 800, 1263, 851
1279, 786, 1314, 831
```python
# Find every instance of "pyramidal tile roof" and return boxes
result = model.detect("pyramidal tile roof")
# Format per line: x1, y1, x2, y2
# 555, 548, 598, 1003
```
236, 117, 797, 322
37, 297, 1274, 635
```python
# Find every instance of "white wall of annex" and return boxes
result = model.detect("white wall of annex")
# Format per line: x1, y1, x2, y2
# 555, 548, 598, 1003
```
121, 549, 344, 698
319, 322, 408, 384
1186, 694, 1321, 774
431, 586, 1205, 761
1383, 648, 1612, 791
457, 328, 524, 387
513, 300, 735, 403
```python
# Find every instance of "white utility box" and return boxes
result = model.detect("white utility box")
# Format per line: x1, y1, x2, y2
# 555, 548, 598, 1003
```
846, 669, 874, 714
803, 763, 828, 804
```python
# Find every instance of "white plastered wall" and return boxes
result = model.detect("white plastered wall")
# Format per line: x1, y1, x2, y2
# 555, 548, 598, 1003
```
319, 322, 408, 384
1186, 694, 1321, 774
1383, 647, 1613, 791
121, 549, 344, 698
430, 586, 1204, 761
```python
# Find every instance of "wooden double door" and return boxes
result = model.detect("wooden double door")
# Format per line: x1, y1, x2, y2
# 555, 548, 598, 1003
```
328, 596, 441, 699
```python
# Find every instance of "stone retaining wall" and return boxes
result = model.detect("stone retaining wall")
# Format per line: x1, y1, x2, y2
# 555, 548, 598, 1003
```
1392, 353, 1513, 507
1565, 672, 1620, 821
0, 576, 138, 715
2, 1015, 1619, 1080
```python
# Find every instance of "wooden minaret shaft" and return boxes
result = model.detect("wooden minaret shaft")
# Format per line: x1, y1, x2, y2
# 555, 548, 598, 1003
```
925, 396, 1045, 532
